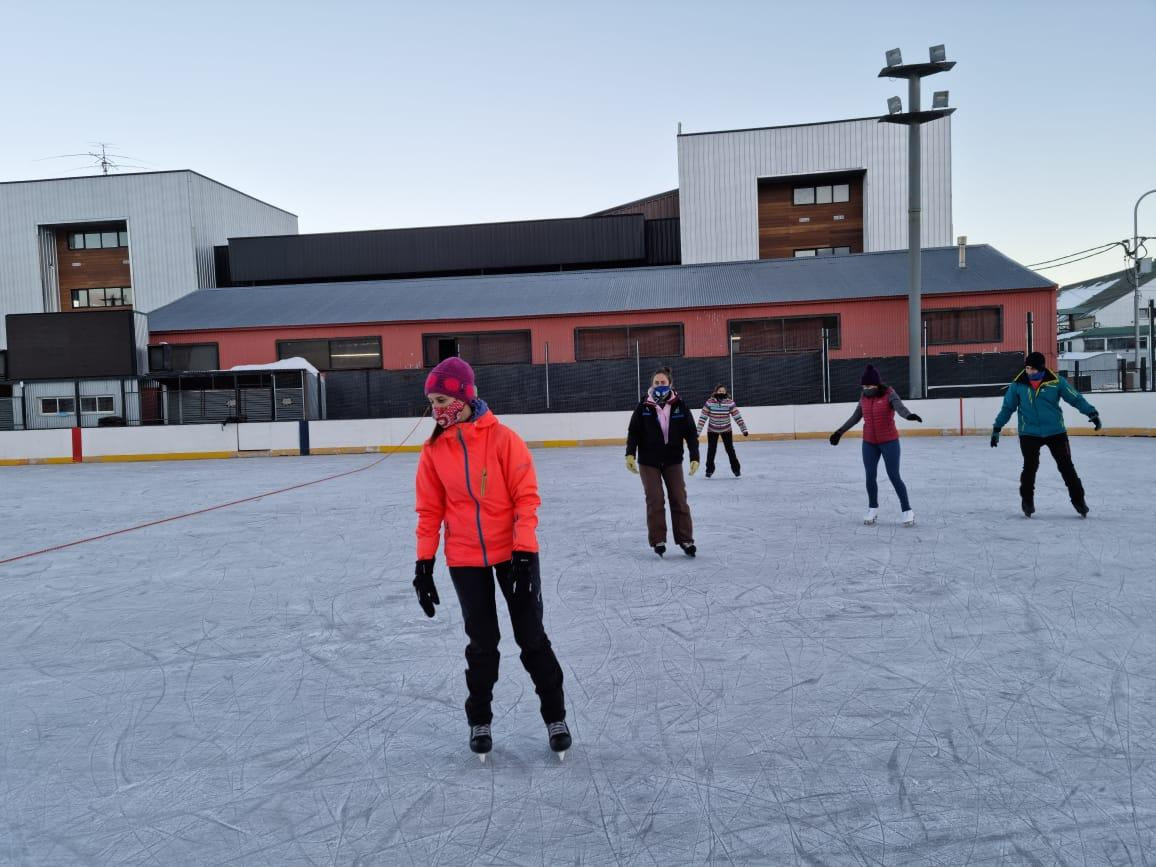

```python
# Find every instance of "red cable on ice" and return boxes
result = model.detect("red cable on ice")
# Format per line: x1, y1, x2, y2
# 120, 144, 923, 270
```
0, 417, 428, 567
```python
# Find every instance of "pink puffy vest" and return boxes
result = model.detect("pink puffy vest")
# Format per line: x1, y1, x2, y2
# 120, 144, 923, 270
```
861, 389, 899, 445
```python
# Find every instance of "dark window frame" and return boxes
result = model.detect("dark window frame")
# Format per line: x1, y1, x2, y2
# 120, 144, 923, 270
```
66, 227, 128, 250
728, 314, 841, 353
71, 286, 133, 308
921, 306, 1003, 345
791, 181, 853, 207
149, 342, 221, 372
420, 330, 533, 367
277, 335, 383, 371
573, 322, 686, 361
793, 247, 852, 258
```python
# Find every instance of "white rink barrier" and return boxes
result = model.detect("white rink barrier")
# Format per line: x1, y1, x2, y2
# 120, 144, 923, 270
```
2, 394, 1154, 466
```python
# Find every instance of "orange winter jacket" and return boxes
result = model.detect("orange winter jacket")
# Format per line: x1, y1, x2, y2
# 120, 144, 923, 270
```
414, 406, 540, 568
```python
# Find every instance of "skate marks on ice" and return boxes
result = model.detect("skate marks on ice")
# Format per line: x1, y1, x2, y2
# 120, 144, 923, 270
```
1, 440, 1155, 863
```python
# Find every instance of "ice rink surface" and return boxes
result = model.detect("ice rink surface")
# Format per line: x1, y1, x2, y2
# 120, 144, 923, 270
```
2, 436, 1155, 865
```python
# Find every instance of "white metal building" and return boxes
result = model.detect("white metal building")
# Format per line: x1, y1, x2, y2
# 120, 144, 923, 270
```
0, 171, 297, 348
677, 116, 952, 265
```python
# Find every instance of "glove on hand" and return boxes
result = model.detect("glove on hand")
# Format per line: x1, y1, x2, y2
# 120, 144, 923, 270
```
511, 551, 540, 599
413, 559, 439, 618
625, 454, 639, 474
689, 460, 700, 476
990, 428, 1000, 448
1090, 414, 1102, 431
908, 414, 923, 423
829, 431, 842, 446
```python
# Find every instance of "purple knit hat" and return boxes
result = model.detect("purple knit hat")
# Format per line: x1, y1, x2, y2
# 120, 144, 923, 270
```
424, 357, 477, 402
860, 364, 882, 386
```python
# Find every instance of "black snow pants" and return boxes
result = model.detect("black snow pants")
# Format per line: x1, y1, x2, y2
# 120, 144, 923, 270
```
449, 557, 565, 727
1019, 433, 1086, 507
706, 431, 741, 476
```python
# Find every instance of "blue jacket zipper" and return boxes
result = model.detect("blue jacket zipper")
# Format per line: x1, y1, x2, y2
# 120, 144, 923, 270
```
456, 426, 489, 568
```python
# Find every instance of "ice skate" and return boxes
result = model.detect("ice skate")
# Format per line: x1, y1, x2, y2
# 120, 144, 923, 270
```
902, 510, 915, 527
679, 541, 697, 558
547, 720, 571, 761
1022, 495, 1034, 518
470, 724, 492, 761
1073, 498, 1089, 518
705, 470, 713, 479
863, 507, 878, 525
653, 544, 666, 557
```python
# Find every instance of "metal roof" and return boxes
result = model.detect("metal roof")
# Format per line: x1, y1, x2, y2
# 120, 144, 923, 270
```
148, 244, 1052, 333
1057, 268, 1156, 314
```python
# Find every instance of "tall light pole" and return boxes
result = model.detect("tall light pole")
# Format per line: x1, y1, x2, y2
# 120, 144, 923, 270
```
878, 45, 956, 400
1133, 189, 1155, 381
729, 335, 741, 396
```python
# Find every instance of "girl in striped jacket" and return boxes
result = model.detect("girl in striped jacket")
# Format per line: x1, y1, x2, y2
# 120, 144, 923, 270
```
696, 384, 748, 478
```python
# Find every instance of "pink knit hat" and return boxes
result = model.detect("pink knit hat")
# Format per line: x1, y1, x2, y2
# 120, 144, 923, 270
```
424, 357, 477, 402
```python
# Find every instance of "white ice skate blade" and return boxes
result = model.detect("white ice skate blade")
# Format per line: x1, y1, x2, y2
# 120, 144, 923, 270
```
479, 754, 487, 764
557, 751, 566, 763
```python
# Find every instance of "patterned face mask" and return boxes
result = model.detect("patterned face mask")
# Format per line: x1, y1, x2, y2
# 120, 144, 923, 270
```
652, 385, 671, 402
433, 399, 467, 428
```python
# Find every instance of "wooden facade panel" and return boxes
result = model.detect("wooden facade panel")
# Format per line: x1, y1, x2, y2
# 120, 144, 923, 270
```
758, 173, 864, 260
55, 231, 132, 309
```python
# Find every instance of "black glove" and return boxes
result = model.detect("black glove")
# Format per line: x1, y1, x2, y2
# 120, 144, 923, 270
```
742, 431, 749, 437
990, 428, 1000, 448
1090, 414, 1102, 431
511, 551, 540, 599
829, 431, 842, 446
908, 414, 923, 423
508, 552, 538, 601
413, 559, 439, 617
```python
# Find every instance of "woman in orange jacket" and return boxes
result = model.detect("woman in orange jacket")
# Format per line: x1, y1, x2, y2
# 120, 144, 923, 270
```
412, 357, 570, 760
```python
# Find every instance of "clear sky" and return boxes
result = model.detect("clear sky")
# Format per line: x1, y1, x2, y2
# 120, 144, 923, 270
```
2, 0, 1152, 286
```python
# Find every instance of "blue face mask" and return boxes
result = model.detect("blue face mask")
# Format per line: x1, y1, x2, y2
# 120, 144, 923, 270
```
1028, 370, 1045, 381
652, 385, 671, 399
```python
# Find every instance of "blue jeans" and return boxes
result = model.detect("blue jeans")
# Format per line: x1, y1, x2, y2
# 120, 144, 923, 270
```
862, 439, 910, 511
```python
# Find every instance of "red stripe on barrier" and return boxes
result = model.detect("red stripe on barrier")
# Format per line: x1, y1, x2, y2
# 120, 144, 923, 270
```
0, 415, 428, 567
71, 427, 83, 463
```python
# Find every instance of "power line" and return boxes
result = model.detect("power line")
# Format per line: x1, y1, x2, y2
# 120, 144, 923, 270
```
1031, 246, 1127, 270
1026, 241, 1121, 268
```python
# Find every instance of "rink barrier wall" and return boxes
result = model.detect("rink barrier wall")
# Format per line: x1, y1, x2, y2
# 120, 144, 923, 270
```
1, 394, 1153, 465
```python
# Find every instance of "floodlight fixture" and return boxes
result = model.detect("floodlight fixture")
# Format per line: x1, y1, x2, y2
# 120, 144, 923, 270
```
885, 48, 903, 67
887, 96, 903, 115
932, 90, 949, 109
929, 44, 946, 63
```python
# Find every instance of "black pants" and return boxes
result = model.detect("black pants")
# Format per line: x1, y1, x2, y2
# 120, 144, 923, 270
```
1019, 433, 1085, 505
449, 557, 565, 726
706, 431, 740, 476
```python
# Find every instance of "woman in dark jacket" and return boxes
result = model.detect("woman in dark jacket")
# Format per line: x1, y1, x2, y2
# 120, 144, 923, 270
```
625, 367, 701, 557
829, 364, 923, 526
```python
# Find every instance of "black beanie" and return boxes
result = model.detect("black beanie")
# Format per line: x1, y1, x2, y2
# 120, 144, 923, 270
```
860, 364, 882, 386
1025, 352, 1046, 369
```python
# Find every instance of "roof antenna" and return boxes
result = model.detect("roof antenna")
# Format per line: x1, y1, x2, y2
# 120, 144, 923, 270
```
957, 235, 967, 268
35, 142, 151, 175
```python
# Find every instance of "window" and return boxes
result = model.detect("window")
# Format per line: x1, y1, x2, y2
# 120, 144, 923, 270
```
793, 182, 852, 206
40, 397, 76, 415
794, 247, 851, 258
72, 287, 132, 308
730, 316, 840, 353
80, 396, 115, 414
922, 307, 1002, 344
277, 336, 382, 371
148, 343, 220, 372
574, 324, 684, 361
1083, 338, 1106, 351
67, 228, 128, 250
1106, 336, 1148, 351
793, 187, 815, 205
421, 331, 532, 366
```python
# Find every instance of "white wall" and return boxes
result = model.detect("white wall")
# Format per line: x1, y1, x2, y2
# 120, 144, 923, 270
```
2, 396, 1153, 465
677, 117, 952, 265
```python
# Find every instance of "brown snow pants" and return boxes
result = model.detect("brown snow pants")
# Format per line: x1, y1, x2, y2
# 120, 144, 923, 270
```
639, 463, 694, 547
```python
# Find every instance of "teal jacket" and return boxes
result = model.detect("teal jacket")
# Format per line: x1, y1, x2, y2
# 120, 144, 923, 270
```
993, 368, 1097, 438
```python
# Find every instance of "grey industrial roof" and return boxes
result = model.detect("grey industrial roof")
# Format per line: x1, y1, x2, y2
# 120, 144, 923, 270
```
1057, 268, 1156, 315
148, 244, 1052, 333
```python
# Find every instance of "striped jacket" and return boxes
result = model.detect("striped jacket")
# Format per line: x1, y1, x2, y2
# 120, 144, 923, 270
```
697, 398, 747, 435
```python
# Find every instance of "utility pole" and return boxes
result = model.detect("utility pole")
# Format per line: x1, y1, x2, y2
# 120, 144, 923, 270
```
878, 45, 956, 400
1133, 190, 1155, 382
